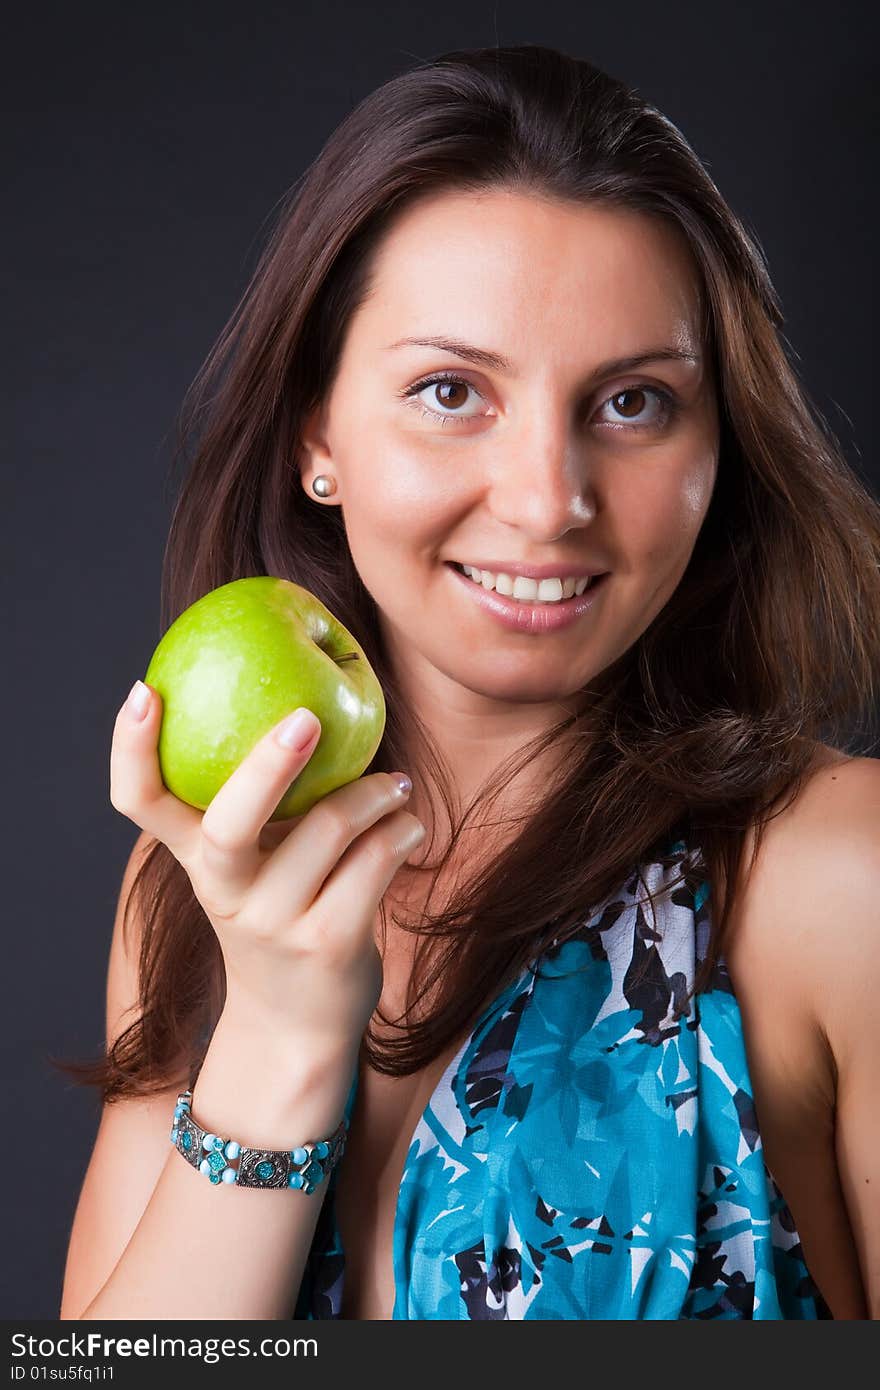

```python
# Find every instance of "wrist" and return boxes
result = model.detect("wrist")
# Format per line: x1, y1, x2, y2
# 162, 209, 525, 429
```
215, 993, 363, 1074
171, 1088, 347, 1194
192, 1014, 360, 1151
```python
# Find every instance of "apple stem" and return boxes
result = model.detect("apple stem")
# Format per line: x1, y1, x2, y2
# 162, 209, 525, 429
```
335, 652, 360, 665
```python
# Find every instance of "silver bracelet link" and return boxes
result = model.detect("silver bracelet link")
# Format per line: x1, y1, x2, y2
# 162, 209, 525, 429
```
170, 1089, 348, 1194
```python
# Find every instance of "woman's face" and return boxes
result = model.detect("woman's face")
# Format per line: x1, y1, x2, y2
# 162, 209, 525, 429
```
300, 188, 719, 711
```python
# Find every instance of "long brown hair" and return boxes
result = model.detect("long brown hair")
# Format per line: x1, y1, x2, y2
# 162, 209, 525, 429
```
56, 44, 880, 1101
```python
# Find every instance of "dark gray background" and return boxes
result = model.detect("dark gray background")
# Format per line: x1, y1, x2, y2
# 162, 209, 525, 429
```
3, 1, 876, 1319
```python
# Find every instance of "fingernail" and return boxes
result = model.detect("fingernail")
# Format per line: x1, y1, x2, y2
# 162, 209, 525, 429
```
276, 708, 320, 751
126, 680, 150, 721
392, 773, 412, 796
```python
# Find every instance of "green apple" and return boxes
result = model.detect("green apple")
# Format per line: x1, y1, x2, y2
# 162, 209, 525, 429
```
143, 576, 386, 820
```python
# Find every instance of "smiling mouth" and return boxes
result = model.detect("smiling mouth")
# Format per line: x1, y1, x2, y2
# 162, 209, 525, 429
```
447, 561, 605, 605
444, 560, 609, 635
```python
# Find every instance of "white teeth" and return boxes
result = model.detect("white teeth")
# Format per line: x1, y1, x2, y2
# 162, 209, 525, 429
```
515, 575, 559, 602
460, 565, 593, 602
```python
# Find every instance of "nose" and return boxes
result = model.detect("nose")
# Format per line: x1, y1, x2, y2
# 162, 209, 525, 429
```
485, 410, 597, 542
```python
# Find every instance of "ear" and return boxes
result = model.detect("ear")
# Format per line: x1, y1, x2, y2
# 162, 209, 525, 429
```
297, 401, 336, 499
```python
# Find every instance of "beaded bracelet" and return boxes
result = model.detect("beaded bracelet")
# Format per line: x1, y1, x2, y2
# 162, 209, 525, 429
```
170, 1090, 348, 1194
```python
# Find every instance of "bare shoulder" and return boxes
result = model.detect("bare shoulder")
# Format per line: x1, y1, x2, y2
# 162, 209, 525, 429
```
725, 745, 879, 1033
722, 742, 879, 1318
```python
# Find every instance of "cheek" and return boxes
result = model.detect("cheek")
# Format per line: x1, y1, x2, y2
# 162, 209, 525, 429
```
336, 440, 463, 590
614, 451, 716, 571
334, 380, 482, 517
681, 453, 717, 526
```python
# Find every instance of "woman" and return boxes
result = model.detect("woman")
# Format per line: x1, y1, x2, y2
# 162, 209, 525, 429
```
58, 44, 879, 1320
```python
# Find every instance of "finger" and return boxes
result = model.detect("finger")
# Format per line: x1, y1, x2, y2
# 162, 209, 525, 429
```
249, 772, 417, 921
308, 806, 427, 942
109, 680, 202, 863
198, 707, 322, 905
258, 819, 300, 854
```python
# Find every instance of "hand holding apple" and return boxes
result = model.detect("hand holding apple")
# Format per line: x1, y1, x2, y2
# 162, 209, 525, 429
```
143, 576, 386, 819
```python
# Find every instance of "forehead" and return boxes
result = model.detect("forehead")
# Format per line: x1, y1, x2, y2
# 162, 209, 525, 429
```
352, 188, 704, 361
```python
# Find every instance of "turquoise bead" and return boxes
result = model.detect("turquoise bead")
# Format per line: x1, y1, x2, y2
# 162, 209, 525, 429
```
202, 1133, 217, 1151
182, 1131, 192, 1151
199, 1158, 211, 1177
221, 1167, 237, 1184
211, 1135, 225, 1152
288, 1172, 304, 1189
314, 1141, 330, 1159
291, 1146, 308, 1165
255, 1160, 275, 1181
224, 1140, 240, 1160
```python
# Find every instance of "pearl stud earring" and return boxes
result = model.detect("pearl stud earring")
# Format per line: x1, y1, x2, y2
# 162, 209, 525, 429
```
311, 475, 337, 498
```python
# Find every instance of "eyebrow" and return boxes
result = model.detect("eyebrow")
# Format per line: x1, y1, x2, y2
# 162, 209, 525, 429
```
386, 335, 701, 380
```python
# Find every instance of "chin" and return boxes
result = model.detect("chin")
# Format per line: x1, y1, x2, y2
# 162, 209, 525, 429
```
446, 654, 596, 705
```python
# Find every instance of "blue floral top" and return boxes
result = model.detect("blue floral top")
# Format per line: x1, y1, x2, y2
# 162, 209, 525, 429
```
293, 837, 830, 1319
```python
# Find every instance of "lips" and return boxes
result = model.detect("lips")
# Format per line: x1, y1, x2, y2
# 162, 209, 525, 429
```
451, 558, 606, 581
445, 560, 608, 635
452, 563, 596, 599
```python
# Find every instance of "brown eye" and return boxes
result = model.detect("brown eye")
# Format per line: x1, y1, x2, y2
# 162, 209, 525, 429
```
433, 381, 470, 410
595, 385, 677, 431
403, 372, 488, 425
612, 389, 647, 418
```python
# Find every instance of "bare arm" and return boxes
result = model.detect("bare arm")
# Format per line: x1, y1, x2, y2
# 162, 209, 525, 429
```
78, 1020, 357, 1321
60, 829, 357, 1321
61, 680, 422, 1321
726, 754, 880, 1319
60, 830, 180, 1317
816, 760, 880, 1318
